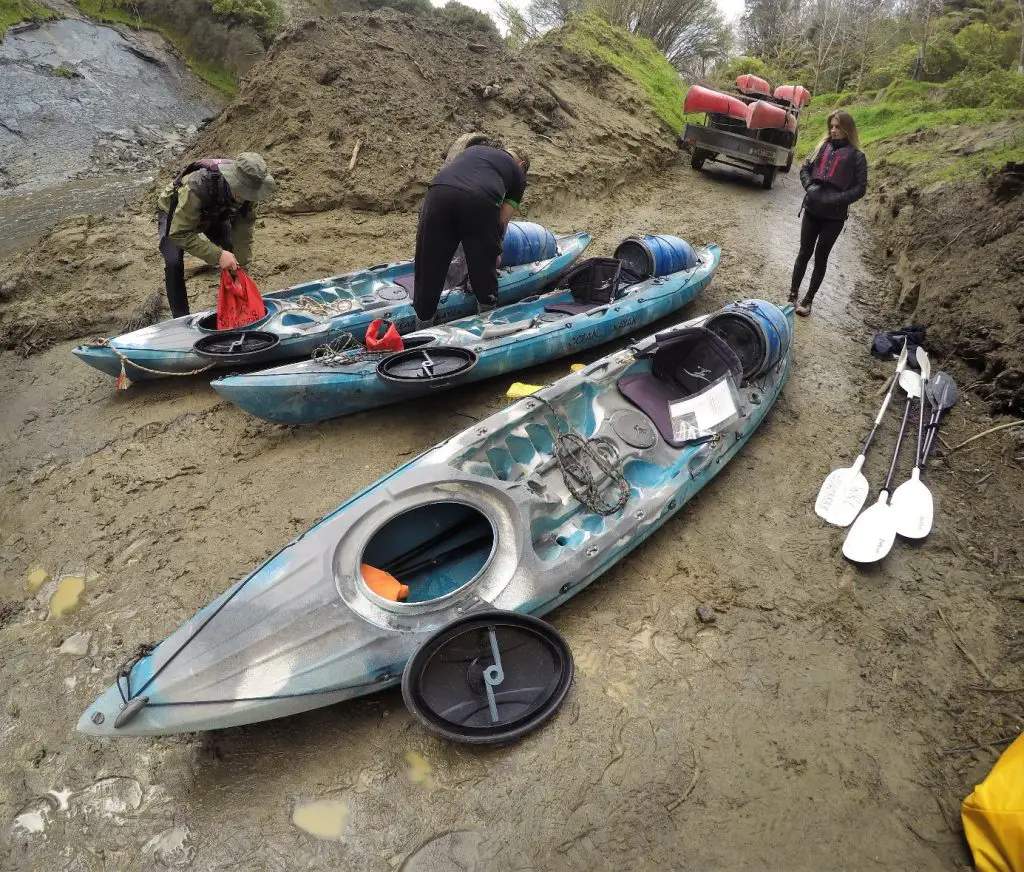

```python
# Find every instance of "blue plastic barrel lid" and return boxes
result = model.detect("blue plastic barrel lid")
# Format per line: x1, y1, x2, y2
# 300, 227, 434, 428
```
502, 222, 558, 266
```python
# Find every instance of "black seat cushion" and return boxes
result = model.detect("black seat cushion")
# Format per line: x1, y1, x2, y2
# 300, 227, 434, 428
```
545, 258, 627, 315
618, 327, 744, 447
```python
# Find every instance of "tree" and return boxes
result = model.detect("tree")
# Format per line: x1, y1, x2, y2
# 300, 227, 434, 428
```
527, 0, 586, 28
436, 0, 500, 37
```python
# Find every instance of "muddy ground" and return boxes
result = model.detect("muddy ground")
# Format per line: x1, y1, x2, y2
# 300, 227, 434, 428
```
2, 155, 1023, 870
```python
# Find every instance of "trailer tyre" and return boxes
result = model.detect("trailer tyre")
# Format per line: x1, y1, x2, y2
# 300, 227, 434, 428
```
691, 148, 708, 171
761, 166, 777, 190
782, 153, 794, 173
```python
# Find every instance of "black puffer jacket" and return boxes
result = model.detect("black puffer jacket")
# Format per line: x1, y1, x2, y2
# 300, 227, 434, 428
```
799, 139, 868, 221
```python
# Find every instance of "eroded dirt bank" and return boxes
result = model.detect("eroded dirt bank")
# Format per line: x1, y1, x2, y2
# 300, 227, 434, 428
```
1, 157, 1022, 871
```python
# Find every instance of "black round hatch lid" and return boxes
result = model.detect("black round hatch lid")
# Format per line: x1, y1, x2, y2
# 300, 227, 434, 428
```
193, 330, 280, 360
376, 346, 477, 384
401, 610, 574, 745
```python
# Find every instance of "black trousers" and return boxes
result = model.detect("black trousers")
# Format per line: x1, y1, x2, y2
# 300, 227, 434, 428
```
413, 185, 501, 320
157, 212, 233, 318
790, 209, 845, 303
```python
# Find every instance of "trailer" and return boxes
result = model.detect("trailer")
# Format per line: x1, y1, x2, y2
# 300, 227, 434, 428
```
682, 112, 797, 190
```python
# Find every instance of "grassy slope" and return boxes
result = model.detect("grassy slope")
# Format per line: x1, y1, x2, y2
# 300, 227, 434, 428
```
555, 11, 688, 134
75, 0, 237, 94
0, 0, 59, 40
795, 80, 1024, 182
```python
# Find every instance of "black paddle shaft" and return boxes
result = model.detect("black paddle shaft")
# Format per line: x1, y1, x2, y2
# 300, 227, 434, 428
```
882, 395, 915, 494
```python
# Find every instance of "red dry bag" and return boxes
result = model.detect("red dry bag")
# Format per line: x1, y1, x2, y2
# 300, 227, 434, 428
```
216, 268, 266, 331
365, 318, 404, 352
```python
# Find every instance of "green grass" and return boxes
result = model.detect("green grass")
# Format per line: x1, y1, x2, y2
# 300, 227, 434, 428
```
552, 11, 688, 134
75, 0, 237, 94
0, 0, 60, 40
793, 81, 1023, 183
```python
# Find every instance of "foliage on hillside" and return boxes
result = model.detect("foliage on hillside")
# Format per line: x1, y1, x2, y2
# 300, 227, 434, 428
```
543, 11, 689, 133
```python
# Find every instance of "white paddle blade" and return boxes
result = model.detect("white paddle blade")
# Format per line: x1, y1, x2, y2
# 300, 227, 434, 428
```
891, 471, 934, 539
898, 369, 921, 398
842, 496, 897, 563
815, 467, 870, 527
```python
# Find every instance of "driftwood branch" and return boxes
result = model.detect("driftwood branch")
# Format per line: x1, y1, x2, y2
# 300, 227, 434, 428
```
938, 608, 990, 682
541, 83, 578, 119
348, 139, 362, 171
948, 420, 1024, 453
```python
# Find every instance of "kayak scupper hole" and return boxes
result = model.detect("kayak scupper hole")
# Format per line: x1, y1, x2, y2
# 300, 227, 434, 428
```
360, 502, 495, 606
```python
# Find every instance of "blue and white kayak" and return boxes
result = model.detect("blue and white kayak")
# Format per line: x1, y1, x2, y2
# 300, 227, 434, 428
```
71, 223, 591, 381
210, 241, 721, 424
78, 299, 793, 736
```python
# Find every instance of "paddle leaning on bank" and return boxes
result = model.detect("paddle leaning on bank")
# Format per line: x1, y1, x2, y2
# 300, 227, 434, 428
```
815, 343, 958, 563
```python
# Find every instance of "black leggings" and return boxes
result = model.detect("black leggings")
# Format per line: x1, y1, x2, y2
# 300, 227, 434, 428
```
790, 210, 845, 302
413, 185, 501, 320
157, 211, 232, 318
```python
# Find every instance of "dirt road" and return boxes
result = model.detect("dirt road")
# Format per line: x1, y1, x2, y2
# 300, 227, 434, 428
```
2, 157, 1021, 871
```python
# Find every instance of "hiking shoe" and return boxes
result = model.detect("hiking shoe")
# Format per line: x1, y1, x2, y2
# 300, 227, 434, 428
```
477, 300, 498, 315
787, 291, 798, 304
795, 299, 813, 317
413, 315, 435, 331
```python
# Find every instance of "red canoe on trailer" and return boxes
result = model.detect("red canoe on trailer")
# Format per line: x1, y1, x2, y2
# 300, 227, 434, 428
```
736, 74, 772, 97
774, 84, 812, 108
684, 85, 749, 120
746, 100, 793, 130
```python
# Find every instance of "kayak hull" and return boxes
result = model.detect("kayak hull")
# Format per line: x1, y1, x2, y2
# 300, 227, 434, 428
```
78, 300, 794, 737
72, 229, 592, 381
210, 244, 722, 424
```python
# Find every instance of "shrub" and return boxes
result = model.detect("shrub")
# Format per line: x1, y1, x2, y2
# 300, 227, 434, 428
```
945, 68, 1024, 108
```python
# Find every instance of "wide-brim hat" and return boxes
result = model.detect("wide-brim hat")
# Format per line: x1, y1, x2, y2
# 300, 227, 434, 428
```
221, 152, 276, 202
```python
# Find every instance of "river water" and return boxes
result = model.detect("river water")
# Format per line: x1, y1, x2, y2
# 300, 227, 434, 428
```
0, 17, 216, 252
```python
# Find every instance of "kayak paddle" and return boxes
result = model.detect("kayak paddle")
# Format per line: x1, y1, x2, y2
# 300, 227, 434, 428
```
842, 369, 919, 563
891, 347, 933, 539
815, 341, 909, 527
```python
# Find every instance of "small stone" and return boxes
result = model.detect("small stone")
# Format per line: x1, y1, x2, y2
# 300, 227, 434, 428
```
695, 604, 716, 624
59, 632, 91, 656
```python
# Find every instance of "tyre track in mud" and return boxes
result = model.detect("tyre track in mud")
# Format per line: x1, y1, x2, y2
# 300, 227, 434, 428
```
1, 159, 1021, 872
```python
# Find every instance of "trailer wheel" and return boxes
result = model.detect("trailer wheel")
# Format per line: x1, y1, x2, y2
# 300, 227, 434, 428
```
691, 148, 708, 171
782, 153, 794, 173
761, 166, 777, 190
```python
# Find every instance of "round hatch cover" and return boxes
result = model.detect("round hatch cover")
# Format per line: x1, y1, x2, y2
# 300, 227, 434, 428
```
609, 408, 658, 449
402, 610, 574, 745
377, 347, 477, 384
377, 284, 409, 302
193, 330, 280, 360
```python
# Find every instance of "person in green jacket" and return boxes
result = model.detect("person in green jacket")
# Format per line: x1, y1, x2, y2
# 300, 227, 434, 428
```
155, 152, 276, 318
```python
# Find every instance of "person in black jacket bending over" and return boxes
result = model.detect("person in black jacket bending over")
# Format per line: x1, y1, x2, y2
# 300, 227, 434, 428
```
412, 144, 529, 328
789, 111, 868, 317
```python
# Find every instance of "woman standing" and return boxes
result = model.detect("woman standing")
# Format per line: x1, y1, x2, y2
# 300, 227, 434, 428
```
788, 111, 868, 316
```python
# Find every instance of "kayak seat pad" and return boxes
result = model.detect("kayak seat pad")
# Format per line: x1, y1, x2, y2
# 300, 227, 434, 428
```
618, 327, 743, 447
545, 258, 640, 315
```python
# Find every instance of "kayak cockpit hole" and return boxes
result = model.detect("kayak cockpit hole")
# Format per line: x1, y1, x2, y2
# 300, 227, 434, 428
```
194, 302, 277, 333
706, 314, 765, 382
359, 502, 495, 605
402, 335, 437, 349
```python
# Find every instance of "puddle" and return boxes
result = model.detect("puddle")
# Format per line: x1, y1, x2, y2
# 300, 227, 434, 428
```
142, 825, 195, 867
48, 575, 85, 617
292, 799, 349, 841
405, 751, 435, 787
26, 567, 48, 593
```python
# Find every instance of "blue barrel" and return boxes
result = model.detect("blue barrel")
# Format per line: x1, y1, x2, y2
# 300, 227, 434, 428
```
705, 299, 791, 380
501, 222, 558, 266
613, 235, 698, 278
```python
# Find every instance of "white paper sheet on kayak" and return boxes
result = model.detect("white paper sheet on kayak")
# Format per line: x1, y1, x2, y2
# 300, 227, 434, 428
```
669, 375, 740, 443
